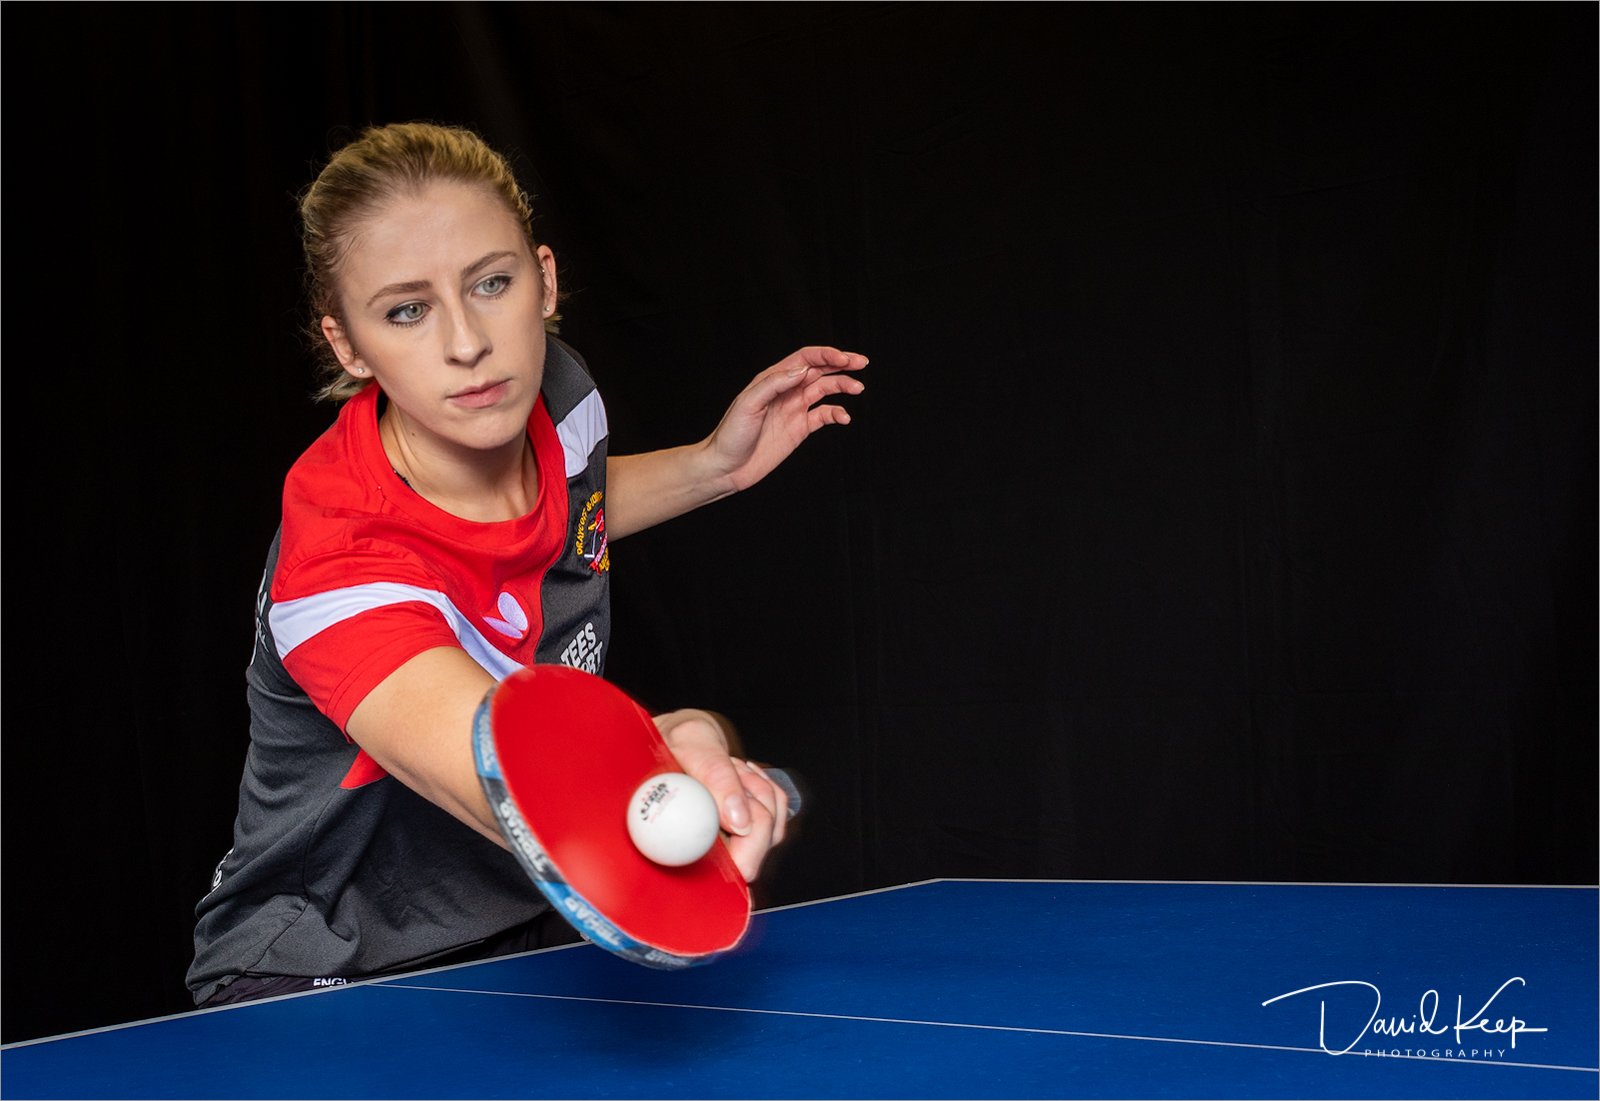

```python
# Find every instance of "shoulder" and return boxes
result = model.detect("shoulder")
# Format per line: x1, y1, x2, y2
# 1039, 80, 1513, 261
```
541, 336, 601, 421
541, 337, 609, 478
281, 386, 383, 511
273, 388, 436, 600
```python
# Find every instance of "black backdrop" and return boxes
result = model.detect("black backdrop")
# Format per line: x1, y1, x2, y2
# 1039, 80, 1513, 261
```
3, 2, 1594, 1044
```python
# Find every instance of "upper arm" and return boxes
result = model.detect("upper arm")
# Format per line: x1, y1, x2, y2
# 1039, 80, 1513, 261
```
344, 646, 508, 849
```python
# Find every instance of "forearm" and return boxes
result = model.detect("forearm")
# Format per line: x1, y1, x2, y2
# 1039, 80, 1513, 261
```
345, 647, 509, 850
606, 446, 737, 540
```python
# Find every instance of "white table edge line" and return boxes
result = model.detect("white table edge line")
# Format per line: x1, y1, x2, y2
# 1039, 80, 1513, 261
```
374, 984, 1600, 1075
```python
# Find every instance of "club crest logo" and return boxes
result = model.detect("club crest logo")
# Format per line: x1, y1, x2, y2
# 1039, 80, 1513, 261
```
575, 490, 610, 574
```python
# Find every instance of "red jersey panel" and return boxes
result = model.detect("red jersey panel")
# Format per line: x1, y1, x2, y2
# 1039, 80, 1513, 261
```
269, 384, 568, 731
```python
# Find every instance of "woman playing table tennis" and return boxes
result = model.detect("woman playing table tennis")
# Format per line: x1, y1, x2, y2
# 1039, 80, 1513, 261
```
187, 122, 865, 1007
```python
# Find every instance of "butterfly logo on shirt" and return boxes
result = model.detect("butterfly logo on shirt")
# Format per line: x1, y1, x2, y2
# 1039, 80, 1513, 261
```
484, 591, 530, 641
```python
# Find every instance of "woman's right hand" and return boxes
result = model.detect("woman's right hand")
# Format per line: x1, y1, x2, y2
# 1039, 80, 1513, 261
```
651, 708, 790, 882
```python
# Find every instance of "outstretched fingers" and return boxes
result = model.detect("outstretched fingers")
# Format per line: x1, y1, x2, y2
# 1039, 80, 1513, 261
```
806, 403, 853, 431
777, 345, 868, 375
800, 370, 866, 407
765, 348, 869, 401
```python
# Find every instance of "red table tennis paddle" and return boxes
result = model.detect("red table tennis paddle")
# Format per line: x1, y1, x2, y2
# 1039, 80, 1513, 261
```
472, 664, 793, 969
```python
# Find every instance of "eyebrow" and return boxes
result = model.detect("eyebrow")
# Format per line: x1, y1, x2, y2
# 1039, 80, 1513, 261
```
365, 251, 520, 308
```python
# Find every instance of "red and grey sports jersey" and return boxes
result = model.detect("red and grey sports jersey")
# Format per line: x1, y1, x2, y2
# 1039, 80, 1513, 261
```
189, 337, 610, 1004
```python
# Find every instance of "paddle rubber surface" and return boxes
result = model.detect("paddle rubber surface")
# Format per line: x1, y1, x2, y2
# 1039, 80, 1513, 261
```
472, 665, 750, 967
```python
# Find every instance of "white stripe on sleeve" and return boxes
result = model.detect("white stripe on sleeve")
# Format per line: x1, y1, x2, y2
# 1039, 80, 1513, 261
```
269, 582, 523, 681
556, 389, 608, 478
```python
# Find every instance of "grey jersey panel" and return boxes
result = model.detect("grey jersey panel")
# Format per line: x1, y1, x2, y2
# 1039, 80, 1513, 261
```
534, 338, 611, 674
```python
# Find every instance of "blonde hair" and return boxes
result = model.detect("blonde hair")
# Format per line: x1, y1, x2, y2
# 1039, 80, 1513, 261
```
297, 122, 559, 402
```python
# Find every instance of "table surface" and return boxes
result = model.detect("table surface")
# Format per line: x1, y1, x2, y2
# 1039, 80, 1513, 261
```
2, 879, 1595, 1099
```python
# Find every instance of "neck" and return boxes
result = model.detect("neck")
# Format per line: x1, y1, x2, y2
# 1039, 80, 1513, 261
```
380, 409, 537, 522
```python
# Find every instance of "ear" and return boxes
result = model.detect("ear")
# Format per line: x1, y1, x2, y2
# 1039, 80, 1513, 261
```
536, 244, 558, 317
320, 315, 369, 379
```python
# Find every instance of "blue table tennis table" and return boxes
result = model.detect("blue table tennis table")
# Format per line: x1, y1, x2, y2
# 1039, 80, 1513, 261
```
3, 880, 1595, 1099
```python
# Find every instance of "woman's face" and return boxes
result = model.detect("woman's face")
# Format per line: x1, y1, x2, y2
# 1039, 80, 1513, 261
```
321, 180, 557, 460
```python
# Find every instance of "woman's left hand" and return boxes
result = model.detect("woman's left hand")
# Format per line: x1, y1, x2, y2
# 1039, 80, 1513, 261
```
703, 346, 867, 493
651, 709, 790, 882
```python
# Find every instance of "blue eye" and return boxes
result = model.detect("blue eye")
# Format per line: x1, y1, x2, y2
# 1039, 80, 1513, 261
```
477, 274, 511, 296
386, 302, 427, 326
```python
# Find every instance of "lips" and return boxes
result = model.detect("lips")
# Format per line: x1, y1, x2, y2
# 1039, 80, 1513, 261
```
448, 380, 511, 409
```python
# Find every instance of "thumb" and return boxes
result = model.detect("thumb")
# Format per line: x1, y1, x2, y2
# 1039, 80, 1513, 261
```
661, 717, 752, 836
703, 756, 753, 837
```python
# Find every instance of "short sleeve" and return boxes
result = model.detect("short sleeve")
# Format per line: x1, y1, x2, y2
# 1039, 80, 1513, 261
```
276, 599, 461, 731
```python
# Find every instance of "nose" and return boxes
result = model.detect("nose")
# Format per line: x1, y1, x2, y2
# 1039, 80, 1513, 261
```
441, 299, 491, 367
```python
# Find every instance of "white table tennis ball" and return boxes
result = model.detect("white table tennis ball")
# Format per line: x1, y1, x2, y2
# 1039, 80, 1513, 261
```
626, 772, 721, 866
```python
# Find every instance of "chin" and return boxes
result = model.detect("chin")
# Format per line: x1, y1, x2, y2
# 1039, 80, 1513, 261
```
463, 404, 536, 451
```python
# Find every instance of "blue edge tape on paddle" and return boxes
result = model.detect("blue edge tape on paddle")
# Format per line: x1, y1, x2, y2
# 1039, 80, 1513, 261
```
472, 692, 704, 970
